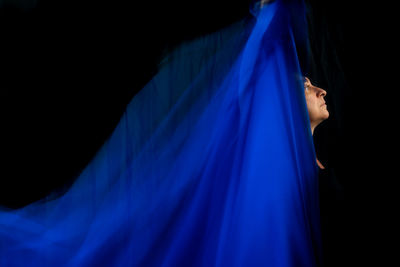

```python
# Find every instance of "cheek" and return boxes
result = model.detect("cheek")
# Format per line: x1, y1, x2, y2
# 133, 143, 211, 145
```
309, 107, 320, 120
306, 104, 317, 119
306, 98, 318, 113
305, 95, 314, 109
305, 96, 323, 120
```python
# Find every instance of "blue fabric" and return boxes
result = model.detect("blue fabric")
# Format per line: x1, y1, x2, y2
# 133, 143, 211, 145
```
0, 1, 322, 266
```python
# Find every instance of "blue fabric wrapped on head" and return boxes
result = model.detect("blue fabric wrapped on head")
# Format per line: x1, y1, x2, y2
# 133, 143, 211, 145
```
0, 1, 322, 266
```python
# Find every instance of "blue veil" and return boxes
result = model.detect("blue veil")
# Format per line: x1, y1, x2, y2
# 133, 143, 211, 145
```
0, 0, 322, 266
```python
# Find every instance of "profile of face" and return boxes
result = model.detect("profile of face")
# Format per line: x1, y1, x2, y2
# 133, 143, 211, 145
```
304, 77, 329, 134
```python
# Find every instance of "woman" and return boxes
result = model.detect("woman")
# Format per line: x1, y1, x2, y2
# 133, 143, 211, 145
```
304, 77, 346, 267
304, 77, 329, 169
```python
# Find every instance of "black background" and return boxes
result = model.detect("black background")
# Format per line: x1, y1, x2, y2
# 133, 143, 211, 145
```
0, 0, 253, 207
0, 0, 395, 265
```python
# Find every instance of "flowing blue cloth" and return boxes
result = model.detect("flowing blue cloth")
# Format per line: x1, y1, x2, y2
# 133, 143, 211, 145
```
0, 1, 322, 266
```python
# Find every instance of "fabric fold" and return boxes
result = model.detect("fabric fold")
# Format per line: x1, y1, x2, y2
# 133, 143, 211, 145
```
0, 1, 322, 266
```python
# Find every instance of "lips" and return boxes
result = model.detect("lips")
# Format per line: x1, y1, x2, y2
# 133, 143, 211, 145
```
320, 103, 326, 107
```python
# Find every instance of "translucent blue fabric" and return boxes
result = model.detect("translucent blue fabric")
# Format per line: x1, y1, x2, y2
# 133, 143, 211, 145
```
0, 1, 322, 266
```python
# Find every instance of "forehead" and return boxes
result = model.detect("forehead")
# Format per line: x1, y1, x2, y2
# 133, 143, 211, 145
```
304, 77, 311, 83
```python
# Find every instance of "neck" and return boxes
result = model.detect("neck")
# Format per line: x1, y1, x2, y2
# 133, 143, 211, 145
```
311, 122, 325, 169
311, 123, 317, 135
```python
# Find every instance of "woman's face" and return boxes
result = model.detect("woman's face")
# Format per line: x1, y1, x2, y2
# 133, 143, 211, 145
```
304, 77, 329, 127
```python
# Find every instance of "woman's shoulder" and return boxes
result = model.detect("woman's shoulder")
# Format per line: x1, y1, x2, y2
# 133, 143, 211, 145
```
316, 158, 325, 170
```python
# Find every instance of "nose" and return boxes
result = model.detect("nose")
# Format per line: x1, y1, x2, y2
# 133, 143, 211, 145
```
316, 86, 327, 97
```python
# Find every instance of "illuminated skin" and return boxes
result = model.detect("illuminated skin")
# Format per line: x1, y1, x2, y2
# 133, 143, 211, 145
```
304, 77, 329, 169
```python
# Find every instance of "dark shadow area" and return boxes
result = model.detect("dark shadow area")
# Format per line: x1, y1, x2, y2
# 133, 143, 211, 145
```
306, 1, 394, 266
0, 0, 252, 208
